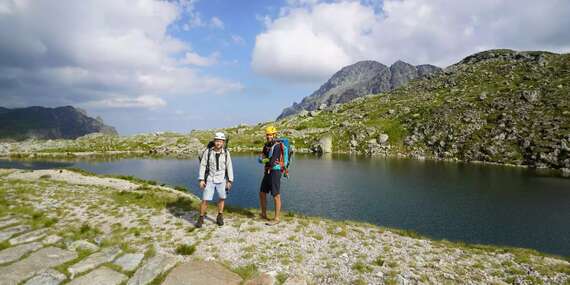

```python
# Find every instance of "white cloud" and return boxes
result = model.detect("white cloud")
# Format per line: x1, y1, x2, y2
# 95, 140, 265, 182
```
181, 51, 220, 66
84, 95, 167, 109
0, 0, 242, 110
252, 0, 570, 83
210, 16, 224, 29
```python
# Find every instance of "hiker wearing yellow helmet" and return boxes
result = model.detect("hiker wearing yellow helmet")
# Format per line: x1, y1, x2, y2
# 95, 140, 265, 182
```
258, 125, 283, 225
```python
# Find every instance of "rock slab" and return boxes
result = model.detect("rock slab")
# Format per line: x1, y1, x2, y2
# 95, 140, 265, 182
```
127, 253, 178, 285
0, 241, 43, 264
67, 267, 127, 285
113, 253, 144, 272
0, 218, 21, 229
9, 228, 49, 245
0, 246, 77, 285
0, 225, 31, 242
68, 246, 122, 277
162, 260, 242, 285
24, 269, 67, 285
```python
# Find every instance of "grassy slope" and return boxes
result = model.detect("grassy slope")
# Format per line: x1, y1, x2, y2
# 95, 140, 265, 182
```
196, 50, 570, 170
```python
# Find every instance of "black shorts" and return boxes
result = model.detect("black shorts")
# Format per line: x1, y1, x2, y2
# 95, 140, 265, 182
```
260, 170, 282, 196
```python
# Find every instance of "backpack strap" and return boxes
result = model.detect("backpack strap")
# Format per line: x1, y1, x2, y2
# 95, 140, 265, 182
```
204, 148, 212, 181
224, 148, 229, 180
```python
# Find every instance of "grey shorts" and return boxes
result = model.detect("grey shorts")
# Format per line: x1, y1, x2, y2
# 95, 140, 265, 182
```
202, 180, 227, 201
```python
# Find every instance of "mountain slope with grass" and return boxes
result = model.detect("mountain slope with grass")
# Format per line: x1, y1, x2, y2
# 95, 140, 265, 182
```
195, 49, 570, 174
0, 168, 568, 284
0, 106, 118, 141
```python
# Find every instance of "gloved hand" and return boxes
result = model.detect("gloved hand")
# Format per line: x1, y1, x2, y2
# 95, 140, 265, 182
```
261, 158, 270, 164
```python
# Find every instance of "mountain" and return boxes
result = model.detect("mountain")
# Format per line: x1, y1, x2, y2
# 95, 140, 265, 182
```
195, 49, 570, 174
0, 106, 118, 141
277, 60, 441, 120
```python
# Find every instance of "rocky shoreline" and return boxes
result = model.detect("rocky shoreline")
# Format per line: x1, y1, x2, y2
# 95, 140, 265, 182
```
0, 168, 568, 284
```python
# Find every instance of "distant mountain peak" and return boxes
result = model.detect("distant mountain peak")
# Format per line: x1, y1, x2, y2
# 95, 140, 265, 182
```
0, 105, 118, 141
277, 60, 441, 120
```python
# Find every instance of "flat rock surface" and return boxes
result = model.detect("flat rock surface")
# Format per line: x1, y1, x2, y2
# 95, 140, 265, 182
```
283, 276, 308, 285
68, 240, 99, 252
113, 253, 144, 272
0, 246, 77, 285
162, 260, 242, 285
0, 241, 43, 264
243, 272, 275, 285
67, 267, 127, 285
127, 253, 178, 285
0, 225, 31, 242
68, 246, 122, 277
24, 269, 67, 285
42, 235, 62, 245
0, 217, 21, 229
5, 169, 138, 191
9, 228, 49, 245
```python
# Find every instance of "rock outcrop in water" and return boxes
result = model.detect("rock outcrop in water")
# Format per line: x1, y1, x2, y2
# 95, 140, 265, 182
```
0, 168, 568, 284
277, 60, 441, 120
0, 106, 118, 141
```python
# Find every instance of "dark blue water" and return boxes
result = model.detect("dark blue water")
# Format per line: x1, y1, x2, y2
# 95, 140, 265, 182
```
1, 154, 569, 257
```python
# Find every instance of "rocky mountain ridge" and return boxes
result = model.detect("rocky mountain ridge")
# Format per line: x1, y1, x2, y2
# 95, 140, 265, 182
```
277, 60, 441, 119
0, 106, 118, 141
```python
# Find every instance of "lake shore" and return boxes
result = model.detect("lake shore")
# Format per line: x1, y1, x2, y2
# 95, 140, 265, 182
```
3, 131, 569, 178
0, 168, 568, 284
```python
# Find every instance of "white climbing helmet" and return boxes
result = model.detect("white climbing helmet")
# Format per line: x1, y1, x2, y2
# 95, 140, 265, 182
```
214, 132, 226, 141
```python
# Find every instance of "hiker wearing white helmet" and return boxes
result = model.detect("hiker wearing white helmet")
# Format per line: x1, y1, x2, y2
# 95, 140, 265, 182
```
197, 132, 234, 228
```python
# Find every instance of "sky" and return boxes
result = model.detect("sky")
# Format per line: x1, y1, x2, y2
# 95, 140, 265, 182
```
1, 0, 569, 135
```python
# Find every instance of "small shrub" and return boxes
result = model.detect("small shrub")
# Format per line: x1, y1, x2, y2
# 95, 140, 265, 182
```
373, 256, 384, 266
233, 264, 259, 280
175, 244, 196, 256
352, 261, 372, 273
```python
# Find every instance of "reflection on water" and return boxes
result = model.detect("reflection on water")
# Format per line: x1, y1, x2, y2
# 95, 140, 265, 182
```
1, 153, 569, 256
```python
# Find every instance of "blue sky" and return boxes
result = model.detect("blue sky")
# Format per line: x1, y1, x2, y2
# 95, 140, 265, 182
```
1, 0, 569, 134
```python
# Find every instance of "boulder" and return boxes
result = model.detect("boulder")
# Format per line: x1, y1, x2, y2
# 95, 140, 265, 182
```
521, 90, 540, 103
378, 134, 389, 144
162, 260, 241, 285
316, 136, 333, 153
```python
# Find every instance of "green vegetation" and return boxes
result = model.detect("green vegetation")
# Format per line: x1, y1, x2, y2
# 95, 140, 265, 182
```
193, 50, 570, 172
175, 244, 196, 256
232, 263, 259, 280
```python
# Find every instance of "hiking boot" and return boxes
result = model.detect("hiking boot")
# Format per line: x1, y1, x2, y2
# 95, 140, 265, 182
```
196, 215, 204, 228
265, 219, 281, 226
216, 213, 224, 226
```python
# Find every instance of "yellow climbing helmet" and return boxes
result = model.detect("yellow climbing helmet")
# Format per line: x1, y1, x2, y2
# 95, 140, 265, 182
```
265, 125, 277, 135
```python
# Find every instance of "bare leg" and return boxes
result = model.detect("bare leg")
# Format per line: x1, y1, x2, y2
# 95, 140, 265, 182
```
200, 200, 208, 216
217, 199, 225, 214
259, 192, 267, 219
273, 194, 281, 222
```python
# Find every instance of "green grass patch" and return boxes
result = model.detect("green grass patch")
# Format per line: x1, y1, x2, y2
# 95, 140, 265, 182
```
232, 263, 259, 280
352, 261, 373, 273
175, 244, 196, 256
